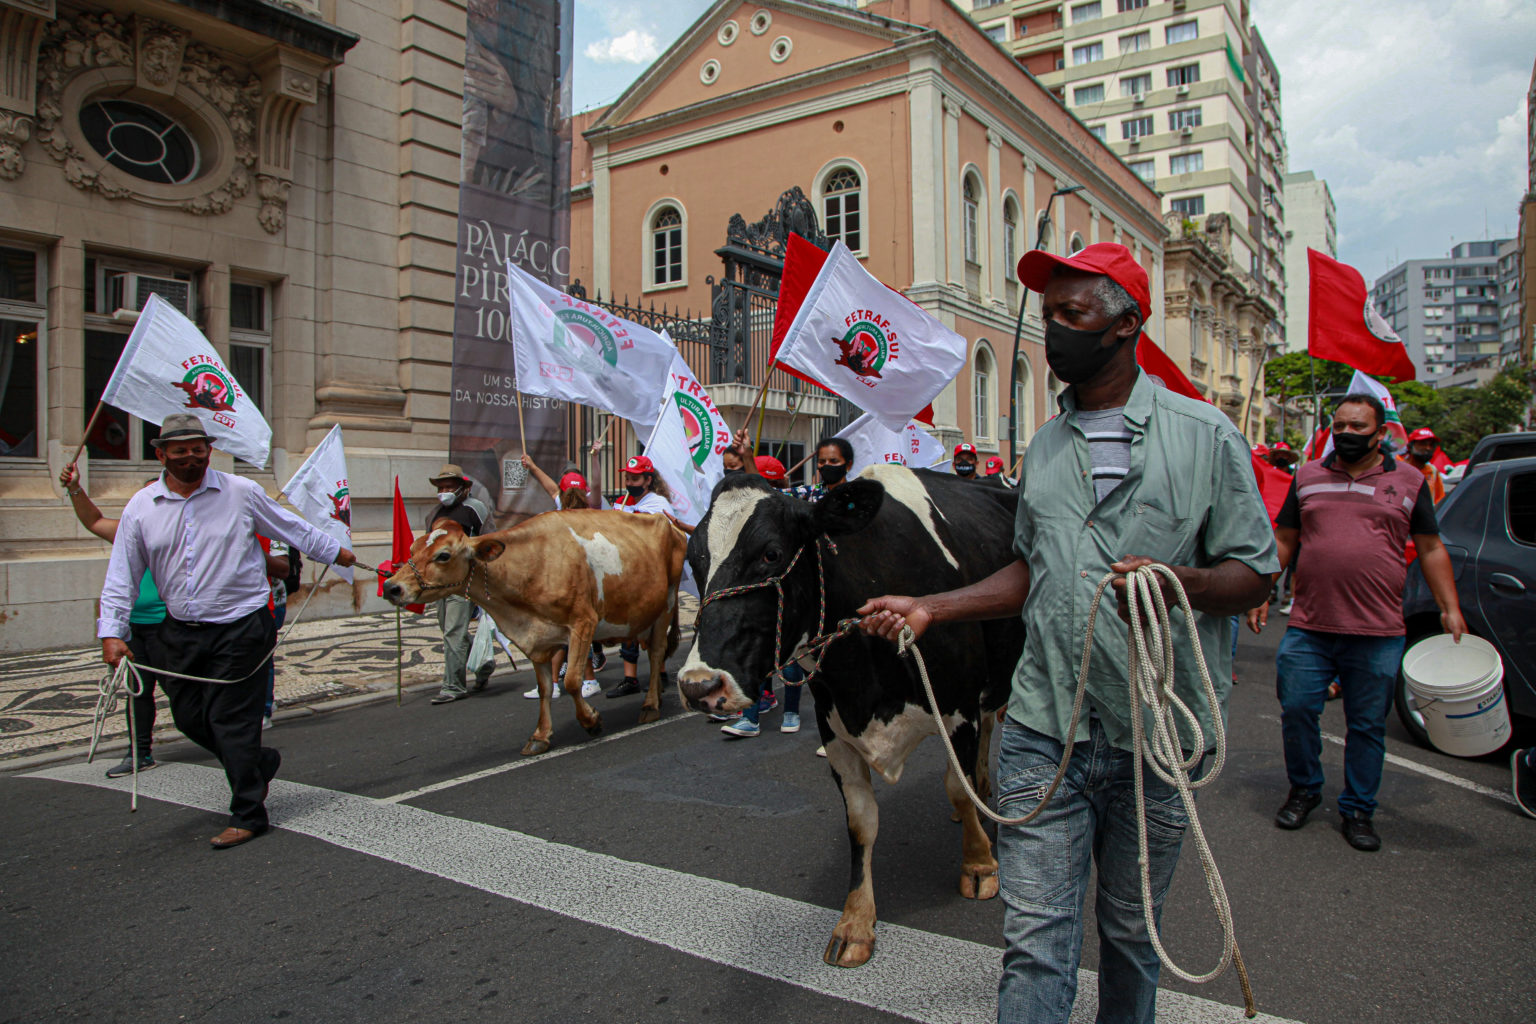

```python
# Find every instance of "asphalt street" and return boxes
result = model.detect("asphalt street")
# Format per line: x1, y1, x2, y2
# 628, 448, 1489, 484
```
2, 620, 1532, 1024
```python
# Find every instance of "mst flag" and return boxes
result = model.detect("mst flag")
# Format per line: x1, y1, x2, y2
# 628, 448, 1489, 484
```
775, 241, 965, 432
1308, 249, 1416, 382
666, 347, 731, 484
506, 260, 673, 428
836, 412, 947, 477
100, 293, 272, 467
281, 424, 354, 582
1306, 370, 1408, 462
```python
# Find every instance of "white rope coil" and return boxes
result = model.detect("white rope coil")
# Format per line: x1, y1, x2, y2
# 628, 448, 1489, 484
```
896, 562, 1255, 1014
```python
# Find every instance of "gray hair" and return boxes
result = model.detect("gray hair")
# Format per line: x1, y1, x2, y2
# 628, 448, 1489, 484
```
1092, 276, 1141, 325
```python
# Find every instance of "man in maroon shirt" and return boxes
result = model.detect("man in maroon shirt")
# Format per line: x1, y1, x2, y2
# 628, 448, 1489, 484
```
1248, 393, 1465, 851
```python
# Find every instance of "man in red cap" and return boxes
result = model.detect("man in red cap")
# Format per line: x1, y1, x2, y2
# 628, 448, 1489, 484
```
856, 242, 1276, 1024
952, 441, 980, 478
1403, 427, 1446, 503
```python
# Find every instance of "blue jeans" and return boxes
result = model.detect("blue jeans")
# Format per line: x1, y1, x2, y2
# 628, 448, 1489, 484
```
741, 662, 803, 725
996, 718, 1201, 1024
1276, 627, 1404, 817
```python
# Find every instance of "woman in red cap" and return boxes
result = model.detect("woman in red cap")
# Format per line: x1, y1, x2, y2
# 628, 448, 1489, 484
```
606, 455, 676, 698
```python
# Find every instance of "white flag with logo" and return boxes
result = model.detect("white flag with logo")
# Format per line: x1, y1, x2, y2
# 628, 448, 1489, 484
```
1317, 370, 1410, 459
665, 346, 732, 488
837, 412, 948, 477
643, 389, 721, 529
506, 260, 674, 427
280, 424, 354, 582
99, 293, 272, 467
775, 241, 966, 432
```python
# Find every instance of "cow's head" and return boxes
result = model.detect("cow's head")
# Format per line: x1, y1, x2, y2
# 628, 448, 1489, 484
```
380, 520, 506, 606
677, 473, 884, 715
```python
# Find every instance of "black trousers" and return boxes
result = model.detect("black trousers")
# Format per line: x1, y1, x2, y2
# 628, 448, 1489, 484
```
158, 608, 277, 830
125, 622, 165, 758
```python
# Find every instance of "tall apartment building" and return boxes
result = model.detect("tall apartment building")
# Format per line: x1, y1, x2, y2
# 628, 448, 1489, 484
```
1281, 170, 1336, 354
1498, 238, 1521, 366
1372, 240, 1511, 380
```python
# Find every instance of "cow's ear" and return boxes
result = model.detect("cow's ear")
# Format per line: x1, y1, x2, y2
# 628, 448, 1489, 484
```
471, 536, 506, 562
813, 479, 884, 536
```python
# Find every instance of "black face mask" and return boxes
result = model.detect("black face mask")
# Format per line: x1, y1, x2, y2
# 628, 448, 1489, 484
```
723, 467, 744, 476
817, 463, 847, 487
625, 484, 646, 500
1410, 446, 1435, 462
954, 462, 976, 477
1332, 431, 1378, 464
1044, 319, 1128, 385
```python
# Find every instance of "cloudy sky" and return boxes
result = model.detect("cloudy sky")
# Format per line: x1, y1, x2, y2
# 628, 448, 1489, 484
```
572, 0, 1534, 280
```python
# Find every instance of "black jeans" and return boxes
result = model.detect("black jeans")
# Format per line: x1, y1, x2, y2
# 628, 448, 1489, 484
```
125, 621, 165, 758
158, 608, 277, 830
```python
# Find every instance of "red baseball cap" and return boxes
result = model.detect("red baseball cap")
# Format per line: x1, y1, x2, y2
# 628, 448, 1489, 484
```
985, 456, 1005, 474
1272, 441, 1293, 451
954, 442, 978, 457
1016, 242, 1151, 327
755, 455, 786, 481
1252, 443, 1272, 458
624, 455, 654, 475
1408, 428, 1438, 442
559, 471, 588, 491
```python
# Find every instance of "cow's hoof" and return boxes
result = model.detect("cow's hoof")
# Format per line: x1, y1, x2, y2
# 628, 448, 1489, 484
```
636, 705, 661, 725
521, 738, 551, 756
823, 933, 875, 968
959, 869, 999, 901
583, 715, 604, 737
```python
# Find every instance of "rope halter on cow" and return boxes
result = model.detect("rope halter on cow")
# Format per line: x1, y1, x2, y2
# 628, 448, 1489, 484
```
697, 535, 837, 683
395, 552, 489, 606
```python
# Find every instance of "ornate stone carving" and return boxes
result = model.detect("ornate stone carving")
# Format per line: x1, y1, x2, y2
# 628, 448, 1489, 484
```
723, 185, 828, 258
35, 11, 260, 217
256, 173, 289, 233
0, 110, 31, 179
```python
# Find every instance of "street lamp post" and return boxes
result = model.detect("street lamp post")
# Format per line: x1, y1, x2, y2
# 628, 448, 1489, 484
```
1007, 184, 1084, 462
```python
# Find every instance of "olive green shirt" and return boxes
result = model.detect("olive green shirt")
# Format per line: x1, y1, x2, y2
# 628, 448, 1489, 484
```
1009, 371, 1279, 752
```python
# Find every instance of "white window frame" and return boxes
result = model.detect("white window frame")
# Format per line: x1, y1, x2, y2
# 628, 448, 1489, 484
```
963, 172, 982, 266
1119, 31, 1150, 55
1121, 72, 1152, 97
642, 198, 687, 293
972, 341, 996, 441
1071, 2, 1102, 24
1073, 83, 1106, 106
0, 242, 47, 462
1169, 106, 1203, 131
1002, 193, 1020, 280
1013, 353, 1035, 446
1129, 158, 1156, 183
1072, 42, 1104, 65
1165, 20, 1199, 45
813, 159, 868, 258
1122, 115, 1153, 140
1168, 150, 1204, 175
229, 279, 273, 419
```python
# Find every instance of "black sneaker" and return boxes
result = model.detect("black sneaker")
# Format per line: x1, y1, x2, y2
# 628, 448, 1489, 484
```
605, 678, 642, 699
1340, 812, 1381, 851
1274, 786, 1321, 830
589, 646, 607, 673
1511, 748, 1536, 820
105, 754, 157, 779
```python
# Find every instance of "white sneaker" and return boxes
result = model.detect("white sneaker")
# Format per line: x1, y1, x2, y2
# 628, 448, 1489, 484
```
581, 679, 601, 698
522, 686, 542, 699
816, 745, 827, 758
262, 715, 273, 730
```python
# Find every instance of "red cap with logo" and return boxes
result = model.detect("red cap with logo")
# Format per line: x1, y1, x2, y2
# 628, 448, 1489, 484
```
1252, 443, 1272, 458
1408, 427, 1438, 442
1016, 242, 1151, 328
985, 456, 1005, 474
624, 455, 655, 475
755, 455, 786, 482
559, 471, 588, 491
954, 442, 978, 457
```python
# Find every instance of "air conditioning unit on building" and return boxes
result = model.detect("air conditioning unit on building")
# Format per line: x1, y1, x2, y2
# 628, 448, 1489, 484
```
1180, 125, 1194, 137
1128, 136, 1141, 147
1132, 92, 1145, 105
106, 272, 194, 316
1176, 84, 1190, 96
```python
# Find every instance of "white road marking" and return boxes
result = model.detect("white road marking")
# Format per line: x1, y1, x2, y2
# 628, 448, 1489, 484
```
1258, 714, 1515, 807
25, 761, 1302, 1024
377, 712, 692, 803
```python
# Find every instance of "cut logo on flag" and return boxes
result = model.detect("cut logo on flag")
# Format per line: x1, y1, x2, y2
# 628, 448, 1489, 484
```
173, 360, 240, 412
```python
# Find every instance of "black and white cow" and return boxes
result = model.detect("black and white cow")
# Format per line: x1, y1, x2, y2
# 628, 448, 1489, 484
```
678, 464, 1025, 968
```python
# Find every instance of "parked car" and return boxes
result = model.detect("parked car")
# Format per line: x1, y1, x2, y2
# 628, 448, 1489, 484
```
1465, 431, 1536, 474
1397, 454, 1536, 750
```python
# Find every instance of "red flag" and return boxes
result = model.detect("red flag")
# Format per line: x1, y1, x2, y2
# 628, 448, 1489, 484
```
1429, 447, 1452, 473
380, 476, 424, 613
1250, 450, 1292, 526
1304, 424, 1330, 461
1307, 249, 1416, 381
1136, 335, 1206, 402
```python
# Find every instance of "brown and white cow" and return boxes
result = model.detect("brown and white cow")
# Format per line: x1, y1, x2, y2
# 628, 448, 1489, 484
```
381, 509, 687, 755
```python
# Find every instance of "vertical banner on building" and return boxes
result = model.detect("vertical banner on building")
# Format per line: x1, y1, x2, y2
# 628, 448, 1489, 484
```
450, 0, 574, 526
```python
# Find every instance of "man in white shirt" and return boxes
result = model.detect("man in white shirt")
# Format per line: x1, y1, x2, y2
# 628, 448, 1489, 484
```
99, 414, 356, 849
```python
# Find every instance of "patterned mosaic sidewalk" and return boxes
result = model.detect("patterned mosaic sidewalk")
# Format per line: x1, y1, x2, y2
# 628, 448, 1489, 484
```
0, 594, 700, 762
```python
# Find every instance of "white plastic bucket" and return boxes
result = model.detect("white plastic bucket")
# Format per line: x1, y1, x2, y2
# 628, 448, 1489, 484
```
1401, 634, 1509, 757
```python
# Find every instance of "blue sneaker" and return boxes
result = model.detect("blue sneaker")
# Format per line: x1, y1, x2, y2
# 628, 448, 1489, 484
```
721, 718, 760, 738
780, 712, 800, 733
757, 692, 779, 715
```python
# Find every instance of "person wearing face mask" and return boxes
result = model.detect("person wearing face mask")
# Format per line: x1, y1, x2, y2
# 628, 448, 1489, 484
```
855, 242, 1277, 1024
96, 414, 357, 849
1403, 427, 1446, 504
424, 465, 495, 704
1248, 394, 1464, 852
608, 456, 675, 698
951, 442, 980, 478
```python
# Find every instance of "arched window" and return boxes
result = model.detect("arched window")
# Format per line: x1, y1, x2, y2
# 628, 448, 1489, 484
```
1013, 353, 1035, 446
1002, 196, 1020, 279
973, 342, 995, 440
649, 204, 683, 287
1046, 369, 1063, 406
822, 167, 862, 252
1069, 231, 1086, 254
963, 176, 981, 264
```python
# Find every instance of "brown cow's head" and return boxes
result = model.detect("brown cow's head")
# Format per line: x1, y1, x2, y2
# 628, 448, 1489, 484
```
380, 520, 505, 606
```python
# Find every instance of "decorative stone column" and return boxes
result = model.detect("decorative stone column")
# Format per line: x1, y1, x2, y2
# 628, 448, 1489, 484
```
254, 45, 332, 234
0, 0, 54, 180
942, 95, 963, 291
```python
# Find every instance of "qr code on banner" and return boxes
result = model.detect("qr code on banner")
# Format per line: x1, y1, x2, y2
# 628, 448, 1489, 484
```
502, 458, 528, 490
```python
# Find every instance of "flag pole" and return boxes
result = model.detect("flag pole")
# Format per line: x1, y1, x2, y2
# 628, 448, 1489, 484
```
1307, 354, 1320, 461
749, 362, 776, 458
70, 400, 106, 468
396, 604, 403, 706
515, 390, 528, 455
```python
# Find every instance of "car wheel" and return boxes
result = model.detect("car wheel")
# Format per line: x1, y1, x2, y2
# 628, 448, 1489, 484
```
1393, 649, 1434, 750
